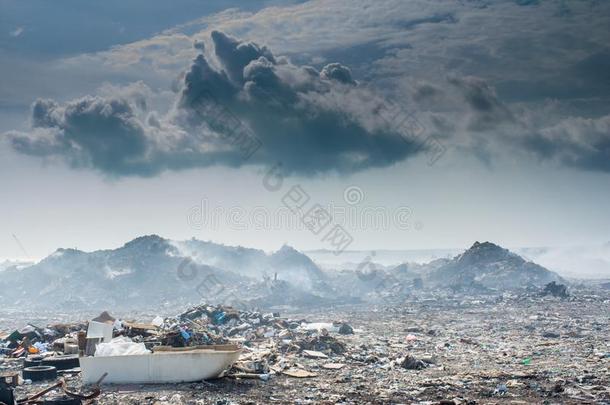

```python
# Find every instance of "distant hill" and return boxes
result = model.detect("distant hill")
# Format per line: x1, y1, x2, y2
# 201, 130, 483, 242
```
0, 237, 568, 310
323, 241, 564, 300
0, 235, 328, 310
426, 241, 564, 290
309, 244, 610, 280
173, 239, 326, 289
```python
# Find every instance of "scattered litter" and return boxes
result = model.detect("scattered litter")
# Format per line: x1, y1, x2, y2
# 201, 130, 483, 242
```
1, 285, 608, 403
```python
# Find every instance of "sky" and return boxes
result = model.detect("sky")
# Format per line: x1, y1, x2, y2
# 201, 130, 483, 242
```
1, 0, 610, 260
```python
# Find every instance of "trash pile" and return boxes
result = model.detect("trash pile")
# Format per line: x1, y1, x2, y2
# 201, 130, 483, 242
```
152, 305, 289, 347
110, 304, 351, 352
118, 304, 356, 381
0, 319, 105, 404
0, 304, 358, 398
0, 321, 88, 363
0, 324, 79, 359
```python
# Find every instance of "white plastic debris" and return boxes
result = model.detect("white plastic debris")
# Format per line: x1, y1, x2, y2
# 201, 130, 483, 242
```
152, 316, 164, 327
87, 320, 114, 343
113, 319, 124, 331
94, 336, 150, 357
299, 322, 340, 333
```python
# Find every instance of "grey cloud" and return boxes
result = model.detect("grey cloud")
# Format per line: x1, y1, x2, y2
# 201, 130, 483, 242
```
413, 83, 442, 102
175, 31, 427, 176
6, 91, 254, 177
394, 13, 457, 30
97, 81, 153, 112
514, 0, 539, 6
6, 31, 429, 177
8, 96, 153, 176
210, 30, 276, 84
448, 76, 514, 131
496, 51, 610, 106
320, 63, 357, 85
523, 115, 610, 173
436, 75, 610, 172
429, 114, 455, 134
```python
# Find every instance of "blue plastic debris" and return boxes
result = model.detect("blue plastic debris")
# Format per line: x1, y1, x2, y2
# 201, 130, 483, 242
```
179, 328, 191, 341
212, 311, 227, 325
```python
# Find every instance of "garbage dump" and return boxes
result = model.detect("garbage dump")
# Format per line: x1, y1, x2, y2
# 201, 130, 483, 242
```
1, 289, 609, 403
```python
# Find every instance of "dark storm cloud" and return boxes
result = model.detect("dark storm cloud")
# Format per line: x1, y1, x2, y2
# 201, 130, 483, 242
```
210, 30, 276, 84
176, 30, 427, 175
6, 91, 258, 177
5, 31, 427, 177
8, 96, 153, 176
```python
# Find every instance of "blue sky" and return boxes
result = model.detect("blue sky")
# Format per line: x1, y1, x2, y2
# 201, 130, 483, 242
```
1, 0, 610, 260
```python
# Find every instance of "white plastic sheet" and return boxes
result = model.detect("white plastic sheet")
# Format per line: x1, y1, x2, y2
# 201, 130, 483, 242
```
94, 336, 150, 357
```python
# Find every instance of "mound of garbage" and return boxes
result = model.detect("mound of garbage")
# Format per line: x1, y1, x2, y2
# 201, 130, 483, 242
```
426, 241, 565, 290
1, 304, 357, 384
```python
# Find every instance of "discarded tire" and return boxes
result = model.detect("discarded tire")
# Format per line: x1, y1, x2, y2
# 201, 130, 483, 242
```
24, 355, 44, 367
41, 354, 80, 370
22, 366, 58, 382
42, 395, 82, 405
0, 386, 15, 405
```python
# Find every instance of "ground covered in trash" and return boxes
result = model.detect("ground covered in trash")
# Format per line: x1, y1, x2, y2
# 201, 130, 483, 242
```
1, 290, 609, 404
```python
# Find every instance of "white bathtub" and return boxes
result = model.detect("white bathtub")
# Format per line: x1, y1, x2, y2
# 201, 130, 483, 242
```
80, 345, 241, 384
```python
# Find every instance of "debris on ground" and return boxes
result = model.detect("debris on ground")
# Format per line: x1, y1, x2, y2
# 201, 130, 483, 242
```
399, 354, 428, 370
542, 281, 570, 298
0, 287, 609, 404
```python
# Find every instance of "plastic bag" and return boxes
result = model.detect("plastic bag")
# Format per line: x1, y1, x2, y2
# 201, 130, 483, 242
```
94, 336, 150, 357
